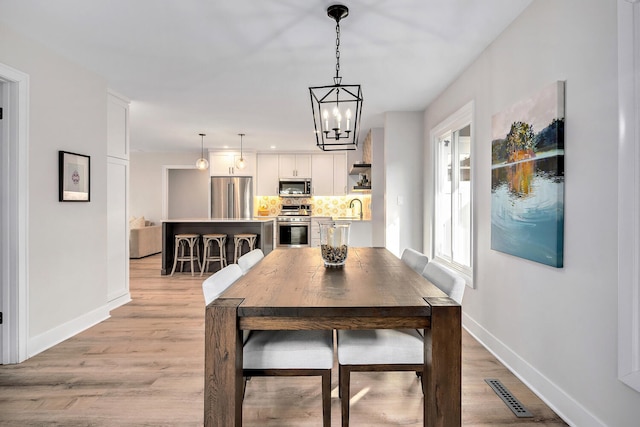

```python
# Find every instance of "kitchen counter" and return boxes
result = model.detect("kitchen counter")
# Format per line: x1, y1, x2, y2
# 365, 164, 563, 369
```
163, 218, 275, 223
161, 219, 274, 275
330, 217, 371, 222
307, 216, 372, 247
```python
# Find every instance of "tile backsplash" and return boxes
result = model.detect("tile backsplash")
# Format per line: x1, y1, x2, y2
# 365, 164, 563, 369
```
255, 195, 371, 219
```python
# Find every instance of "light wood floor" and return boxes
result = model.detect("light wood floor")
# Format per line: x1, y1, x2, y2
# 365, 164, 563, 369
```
0, 255, 567, 426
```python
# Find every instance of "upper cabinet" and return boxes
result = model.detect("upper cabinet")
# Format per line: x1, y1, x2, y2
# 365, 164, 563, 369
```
311, 155, 333, 196
256, 153, 279, 196
312, 153, 347, 196
255, 152, 347, 197
210, 151, 256, 176
333, 154, 347, 196
279, 154, 311, 178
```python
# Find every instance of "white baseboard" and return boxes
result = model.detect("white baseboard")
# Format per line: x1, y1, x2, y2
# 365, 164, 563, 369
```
28, 305, 110, 358
463, 312, 605, 427
107, 292, 131, 311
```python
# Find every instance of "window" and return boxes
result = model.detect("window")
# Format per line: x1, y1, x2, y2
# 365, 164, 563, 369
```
432, 102, 473, 283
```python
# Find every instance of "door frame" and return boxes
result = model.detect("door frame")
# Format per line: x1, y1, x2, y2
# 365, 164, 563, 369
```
0, 62, 29, 364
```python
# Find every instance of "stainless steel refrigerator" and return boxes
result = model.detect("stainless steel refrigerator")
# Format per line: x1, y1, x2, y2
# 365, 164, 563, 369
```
210, 176, 253, 219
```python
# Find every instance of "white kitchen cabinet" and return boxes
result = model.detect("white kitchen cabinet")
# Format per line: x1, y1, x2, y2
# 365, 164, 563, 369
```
333, 154, 347, 196
311, 155, 334, 196
210, 151, 255, 176
311, 153, 347, 196
311, 216, 332, 247
256, 153, 280, 196
279, 154, 311, 178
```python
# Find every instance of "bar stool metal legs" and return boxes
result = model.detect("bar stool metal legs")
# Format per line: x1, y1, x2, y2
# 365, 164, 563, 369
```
170, 233, 201, 276
201, 233, 227, 276
233, 233, 257, 264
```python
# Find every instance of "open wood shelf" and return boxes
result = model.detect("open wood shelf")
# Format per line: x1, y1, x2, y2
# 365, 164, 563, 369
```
349, 163, 371, 175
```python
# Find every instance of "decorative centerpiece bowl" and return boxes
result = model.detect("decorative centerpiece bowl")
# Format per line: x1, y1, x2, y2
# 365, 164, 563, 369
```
319, 221, 351, 267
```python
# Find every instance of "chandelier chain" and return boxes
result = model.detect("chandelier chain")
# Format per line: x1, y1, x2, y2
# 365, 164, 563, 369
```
335, 22, 341, 78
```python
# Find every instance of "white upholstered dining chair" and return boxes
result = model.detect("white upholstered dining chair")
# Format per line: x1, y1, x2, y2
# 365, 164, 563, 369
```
237, 248, 265, 275
421, 261, 465, 305
202, 263, 243, 304
400, 247, 429, 274
336, 260, 465, 427
203, 263, 334, 427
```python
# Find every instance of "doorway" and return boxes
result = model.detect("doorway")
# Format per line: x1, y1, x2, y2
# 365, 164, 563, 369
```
162, 165, 210, 220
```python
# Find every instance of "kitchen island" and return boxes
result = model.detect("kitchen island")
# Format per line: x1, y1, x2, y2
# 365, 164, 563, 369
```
161, 218, 275, 275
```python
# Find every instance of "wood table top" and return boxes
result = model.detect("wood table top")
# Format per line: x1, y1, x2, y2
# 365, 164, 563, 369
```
220, 247, 448, 318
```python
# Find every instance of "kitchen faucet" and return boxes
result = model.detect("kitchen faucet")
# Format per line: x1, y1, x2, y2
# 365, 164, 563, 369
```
349, 198, 363, 220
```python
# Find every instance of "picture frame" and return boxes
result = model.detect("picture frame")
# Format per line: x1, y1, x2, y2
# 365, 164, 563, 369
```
490, 81, 565, 268
59, 150, 90, 202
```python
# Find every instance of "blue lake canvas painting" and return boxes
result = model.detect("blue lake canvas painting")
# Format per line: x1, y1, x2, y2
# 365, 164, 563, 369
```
491, 81, 565, 268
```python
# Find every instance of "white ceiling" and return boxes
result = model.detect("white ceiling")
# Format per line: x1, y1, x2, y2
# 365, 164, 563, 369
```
0, 0, 532, 152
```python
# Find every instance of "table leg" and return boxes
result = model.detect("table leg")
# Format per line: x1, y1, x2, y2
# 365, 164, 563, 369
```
205, 298, 244, 427
424, 297, 462, 427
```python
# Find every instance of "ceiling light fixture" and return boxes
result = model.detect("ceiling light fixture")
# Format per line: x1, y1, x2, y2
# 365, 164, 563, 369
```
309, 4, 363, 151
195, 133, 209, 170
236, 133, 246, 170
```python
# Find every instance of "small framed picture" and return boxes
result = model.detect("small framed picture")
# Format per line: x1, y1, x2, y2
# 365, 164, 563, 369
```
59, 150, 90, 202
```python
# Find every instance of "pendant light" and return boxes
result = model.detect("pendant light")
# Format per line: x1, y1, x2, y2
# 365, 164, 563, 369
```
236, 133, 246, 170
195, 133, 209, 170
309, 4, 363, 151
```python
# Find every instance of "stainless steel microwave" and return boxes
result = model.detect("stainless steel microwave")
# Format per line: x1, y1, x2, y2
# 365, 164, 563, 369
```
278, 178, 312, 197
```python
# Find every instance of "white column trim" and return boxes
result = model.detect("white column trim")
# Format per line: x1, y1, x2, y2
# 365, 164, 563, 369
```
0, 62, 30, 363
618, 0, 640, 392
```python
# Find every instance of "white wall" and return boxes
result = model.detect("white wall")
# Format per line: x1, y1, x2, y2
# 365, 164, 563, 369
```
424, 0, 639, 425
167, 168, 209, 219
129, 151, 201, 223
384, 112, 424, 257
0, 24, 111, 354
370, 127, 385, 247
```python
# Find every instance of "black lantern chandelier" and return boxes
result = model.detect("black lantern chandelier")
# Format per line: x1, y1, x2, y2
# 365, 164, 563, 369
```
309, 4, 363, 151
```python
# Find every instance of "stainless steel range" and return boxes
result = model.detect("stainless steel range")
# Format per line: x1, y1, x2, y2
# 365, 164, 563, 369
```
276, 204, 311, 247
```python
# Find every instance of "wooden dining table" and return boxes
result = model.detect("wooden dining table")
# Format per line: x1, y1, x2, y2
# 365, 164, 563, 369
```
204, 247, 461, 426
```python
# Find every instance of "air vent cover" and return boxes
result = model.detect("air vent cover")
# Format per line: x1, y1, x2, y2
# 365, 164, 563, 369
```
485, 378, 533, 418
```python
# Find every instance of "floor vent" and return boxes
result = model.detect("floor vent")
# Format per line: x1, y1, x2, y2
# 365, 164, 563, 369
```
485, 379, 533, 418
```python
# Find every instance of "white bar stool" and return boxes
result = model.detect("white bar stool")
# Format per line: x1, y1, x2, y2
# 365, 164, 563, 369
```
201, 233, 227, 276
233, 233, 257, 264
170, 233, 201, 276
